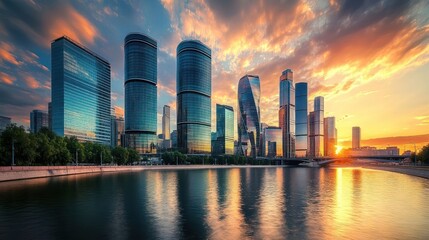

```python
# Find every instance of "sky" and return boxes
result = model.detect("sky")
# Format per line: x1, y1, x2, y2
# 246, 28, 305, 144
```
0, 0, 428, 150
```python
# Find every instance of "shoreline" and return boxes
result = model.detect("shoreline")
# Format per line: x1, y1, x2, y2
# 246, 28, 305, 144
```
0, 165, 284, 182
1, 164, 429, 182
360, 165, 429, 179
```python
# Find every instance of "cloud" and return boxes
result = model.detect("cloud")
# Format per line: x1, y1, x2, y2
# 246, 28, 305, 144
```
114, 106, 124, 118
0, 1, 102, 48
0, 42, 22, 65
23, 75, 40, 89
0, 72, 16, 85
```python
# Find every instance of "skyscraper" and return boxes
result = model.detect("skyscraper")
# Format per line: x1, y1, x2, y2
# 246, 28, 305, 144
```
124, 33, 158, 154
295, 82, 308, 157
111, 116, 124, 147
48, 102, 52, 131
177, 40, 211, 154
324, 116, 336, 156
263, 127, 283, 157
279, 69, 295, 158
215, 104, 234, 155
352, 126, 361, 149
238, 75, 261, 158
51, 36, 111, 144
308, 96, 324, 157
30, 110, 48, 133
162, 105, 170, 140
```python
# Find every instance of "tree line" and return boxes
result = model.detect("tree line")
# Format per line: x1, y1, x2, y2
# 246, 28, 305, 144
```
0, 124, 139, 166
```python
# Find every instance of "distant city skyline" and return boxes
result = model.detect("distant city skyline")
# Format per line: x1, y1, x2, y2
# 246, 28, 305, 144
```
0, 0, 428, 150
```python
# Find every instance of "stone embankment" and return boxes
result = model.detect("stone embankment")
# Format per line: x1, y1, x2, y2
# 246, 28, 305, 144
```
0, 165, 279, 182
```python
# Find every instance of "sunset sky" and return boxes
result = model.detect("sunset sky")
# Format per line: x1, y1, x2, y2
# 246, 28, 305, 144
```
0, 0, 428, 150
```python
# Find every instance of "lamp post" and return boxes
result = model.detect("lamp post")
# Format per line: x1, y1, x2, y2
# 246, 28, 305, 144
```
11, 139, 15, 170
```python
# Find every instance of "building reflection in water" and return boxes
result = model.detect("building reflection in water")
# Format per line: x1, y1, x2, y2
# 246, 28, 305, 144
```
144, 171, 180, 239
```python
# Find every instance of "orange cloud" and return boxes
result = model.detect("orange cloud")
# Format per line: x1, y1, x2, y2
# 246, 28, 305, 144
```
114, 106, 124, 118
0, 72, 16, 85
23, 75, 40, 89
48, 7, 100, 46
0, 42, 22, 65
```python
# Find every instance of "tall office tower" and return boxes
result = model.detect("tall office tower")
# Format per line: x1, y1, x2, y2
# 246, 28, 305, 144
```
238, 75, 261, 158
48, 102, 52, 130
352, 126, 361, 149
51, 36, 111, 144
177, 40, 211, 154
295, 82, 308, 157
162, 105, 170, 140
279, 69, 295, 158
30, 110, 48, 133
263, 127, 283, 157
260, 122, 269, 155
111, 116, 125, 147
324, 117, 336, 156
215, 104, 234, 155
308, 96, 324, 157
171, 130, 177, 148
0, 116, 11, 132
124, 33, 158, 154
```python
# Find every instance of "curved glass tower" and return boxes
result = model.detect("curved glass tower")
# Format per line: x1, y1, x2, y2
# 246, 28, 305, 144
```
238, 75, 261, 158
124, 33, 157, 154
177, 40, 211, 154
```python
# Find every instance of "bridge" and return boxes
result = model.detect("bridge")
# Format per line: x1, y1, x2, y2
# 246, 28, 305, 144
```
258, 155, 409, 167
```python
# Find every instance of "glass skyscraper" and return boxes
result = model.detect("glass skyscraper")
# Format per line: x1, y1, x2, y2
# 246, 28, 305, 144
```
30, 110, 48, 133
124, 33, 158, 154
51, 36, 111, 144
295, 82, 308, 157
177, 40, 211, 154
263, 127, 282, 157
215, 104, 234, 155
162, 105, 170, 140
324, 116, 336, 156
279, 69, 295, 158
308, 96, 324, 157
238, 75, 261, 158
352, 126, 361, 149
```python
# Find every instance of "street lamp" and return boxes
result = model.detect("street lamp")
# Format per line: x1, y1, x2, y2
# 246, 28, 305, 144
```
11, 138, 15, 169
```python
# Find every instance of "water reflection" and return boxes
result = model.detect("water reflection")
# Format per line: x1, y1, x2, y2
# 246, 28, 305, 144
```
1, 167, 429, 239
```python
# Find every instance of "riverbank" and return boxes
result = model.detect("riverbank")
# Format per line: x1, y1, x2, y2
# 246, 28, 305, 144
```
0, 165, 283, 182
362, 165, 429, 179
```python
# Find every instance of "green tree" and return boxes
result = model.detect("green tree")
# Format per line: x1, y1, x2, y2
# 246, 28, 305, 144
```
127, 148, 140, 164
0, 124, 37, 165
34, 132, 54, 165
112, 146, 128, 165
418, 144, 429, 164
65, 136, 85, 164
52, 136, 71, 165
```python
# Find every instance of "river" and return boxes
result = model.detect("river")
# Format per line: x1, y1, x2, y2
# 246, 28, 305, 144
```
0, 167, 428, 239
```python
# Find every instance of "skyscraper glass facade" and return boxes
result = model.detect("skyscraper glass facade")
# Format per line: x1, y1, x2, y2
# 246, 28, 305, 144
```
352, 126, 361, 149
308, 96, 324, 157
162, 105, 170, 140
238, 75, 261, 158
51, 36, 111, 144
324, 117, 336, 156
215, 104, 234, 155
124, 33, 158, 154
30, 110, 48, 133
279, 69, 295, 158
295, 82, 308, 157
177, 40, 211, 154
263, 127, 282, 157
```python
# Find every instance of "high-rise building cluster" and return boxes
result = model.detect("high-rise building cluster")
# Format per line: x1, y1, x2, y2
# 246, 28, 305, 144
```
15, 33, 347, 159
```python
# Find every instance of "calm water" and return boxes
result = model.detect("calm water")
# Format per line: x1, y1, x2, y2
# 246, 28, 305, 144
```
1, 167, 429, 239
